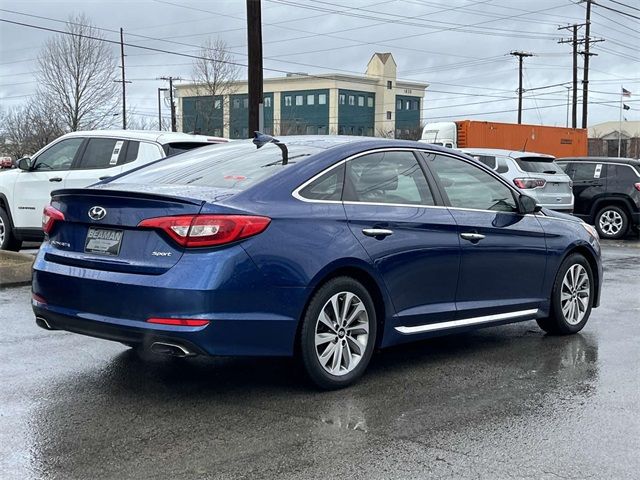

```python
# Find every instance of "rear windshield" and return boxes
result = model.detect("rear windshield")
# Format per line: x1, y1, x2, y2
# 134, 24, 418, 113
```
163, 142, 215, 156
514, 156, 563, 174
113, 141, 320, 190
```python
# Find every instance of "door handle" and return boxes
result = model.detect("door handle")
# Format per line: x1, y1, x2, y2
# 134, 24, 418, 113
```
460, 232, 486, 243
362, 228, 394, 238
99, 176, 111, 181
49, 177, 63, 182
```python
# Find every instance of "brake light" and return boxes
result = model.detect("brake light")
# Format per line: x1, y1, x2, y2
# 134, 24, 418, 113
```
634, 182, 640, 192
138, 214, 271, 247
42, 205, 65, 234
513, 178, 546, 189
147, 317, 210, 327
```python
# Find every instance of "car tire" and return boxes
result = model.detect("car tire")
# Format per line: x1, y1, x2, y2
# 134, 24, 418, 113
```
299, 276, 377, 389
537, 253, 594, 335
595, 205, 628, 239
0, 206, 22, 251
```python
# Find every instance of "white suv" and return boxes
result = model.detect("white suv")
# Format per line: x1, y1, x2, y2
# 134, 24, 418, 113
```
0, 130, 226, 250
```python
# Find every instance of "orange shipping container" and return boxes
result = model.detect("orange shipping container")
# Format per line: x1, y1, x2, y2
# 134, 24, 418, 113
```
456, 120, 587, 158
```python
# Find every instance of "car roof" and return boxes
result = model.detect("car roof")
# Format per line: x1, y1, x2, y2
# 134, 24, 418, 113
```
556, 156, 640, 166
459, 148, 555, 159
61, 130, 227, 145
255, 135, 457, 154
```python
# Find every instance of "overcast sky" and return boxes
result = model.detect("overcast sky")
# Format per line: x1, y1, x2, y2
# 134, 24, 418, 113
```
1, 0, 638, 129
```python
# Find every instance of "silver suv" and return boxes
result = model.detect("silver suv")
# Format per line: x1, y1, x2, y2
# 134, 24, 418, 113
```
460, 148, 574, 212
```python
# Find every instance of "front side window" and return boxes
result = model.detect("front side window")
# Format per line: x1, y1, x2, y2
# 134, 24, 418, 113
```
76, 138, 125, 169
426, 153, 518, 212
34, 138, 84, 171
298, 164, 345, 201
344, 151, 434, 206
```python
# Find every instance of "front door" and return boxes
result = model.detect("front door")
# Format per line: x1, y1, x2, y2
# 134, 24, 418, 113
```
342, 150, 460, 330
422, 152, 547, 319
12, 137, 85, 229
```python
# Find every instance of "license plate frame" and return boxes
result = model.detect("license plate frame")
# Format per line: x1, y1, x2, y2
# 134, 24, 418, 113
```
84, 227, 124, 256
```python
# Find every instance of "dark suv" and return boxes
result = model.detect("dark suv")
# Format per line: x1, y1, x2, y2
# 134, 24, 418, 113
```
556, 157, 640, 239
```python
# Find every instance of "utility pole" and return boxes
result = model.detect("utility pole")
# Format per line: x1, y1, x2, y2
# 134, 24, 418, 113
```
157, 87, 168, 131
114, 27, 131, 130
246, 0, 264, 136
582, 0, 592, 129
159, 77, 181, 132
558, 24, 582, 128
510, 51, 533, 124
565, 86, 571, 128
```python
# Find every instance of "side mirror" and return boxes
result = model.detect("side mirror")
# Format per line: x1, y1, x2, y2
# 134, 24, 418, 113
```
519, 194, 542, 214
17, 157, 32, 171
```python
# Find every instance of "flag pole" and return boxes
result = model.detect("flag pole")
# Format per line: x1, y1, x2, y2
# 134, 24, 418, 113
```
618, 86, 623, 157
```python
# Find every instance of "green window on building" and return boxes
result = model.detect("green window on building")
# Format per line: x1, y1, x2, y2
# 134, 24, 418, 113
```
339, 94, 345, 105
367, 96, 374, 108
358, 96, 364, 107
307, 94, 314, 105
264, 97, 271, 108
295, 95, 303, 106
280, 88, 330, 136
284, 96, 292, 106
338, 89, 375, 136
319, 94, 327, 105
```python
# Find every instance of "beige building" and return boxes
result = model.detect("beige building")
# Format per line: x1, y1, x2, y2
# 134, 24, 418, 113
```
175, 53, 428, 139
588, 121, 640, 158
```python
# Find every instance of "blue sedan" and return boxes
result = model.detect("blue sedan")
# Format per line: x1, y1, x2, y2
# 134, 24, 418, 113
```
32, 136, 602, 389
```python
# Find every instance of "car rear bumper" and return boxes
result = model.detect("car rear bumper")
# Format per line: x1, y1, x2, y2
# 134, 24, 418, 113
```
32, 300, 301, 357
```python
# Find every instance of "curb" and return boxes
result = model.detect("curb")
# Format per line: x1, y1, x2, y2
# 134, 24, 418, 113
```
0, 251, 34, 288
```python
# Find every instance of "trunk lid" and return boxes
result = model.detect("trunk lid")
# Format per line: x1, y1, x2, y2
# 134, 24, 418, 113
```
46, 185, 237, 274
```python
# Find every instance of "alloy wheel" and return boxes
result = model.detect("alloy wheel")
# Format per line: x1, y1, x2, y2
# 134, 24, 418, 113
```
0, 214, 5, 246
598, 209, 623, 236
560, 264, 590, 325
314, 291, 370, 376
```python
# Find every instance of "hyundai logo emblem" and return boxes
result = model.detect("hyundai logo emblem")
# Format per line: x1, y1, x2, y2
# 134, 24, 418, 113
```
88, 206, 107, 221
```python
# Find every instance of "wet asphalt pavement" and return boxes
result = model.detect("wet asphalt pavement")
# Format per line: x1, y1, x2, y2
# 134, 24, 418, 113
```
1, 241, 638, 479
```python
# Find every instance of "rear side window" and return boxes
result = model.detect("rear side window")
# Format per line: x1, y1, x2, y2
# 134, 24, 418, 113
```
571, 163, 598, 181
77, 138, 125, 169
298, 164, 345, 201
471, 155, 496, 170
113, 142, 321, 191
122, 141, 162, 164
514, 157, 562, 174
343, 151, 435, 206
163, 142, 212, 156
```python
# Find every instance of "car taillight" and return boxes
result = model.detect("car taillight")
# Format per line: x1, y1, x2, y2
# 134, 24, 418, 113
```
513, 178, 546, 189
138, 214, 271, 247
147, 317, 210, 327
42, 205, 65, 234
634, 182, 640, 192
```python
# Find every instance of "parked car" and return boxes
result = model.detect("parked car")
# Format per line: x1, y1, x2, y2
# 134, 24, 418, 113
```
460, 148, 574, 212
32, 136, 602, 389
0, 130, 227, 250
556, 157, 640, 239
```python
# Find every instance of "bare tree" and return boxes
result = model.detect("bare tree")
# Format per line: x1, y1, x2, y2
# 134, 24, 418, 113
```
36, 13, 119, 131
0, 97, 64, 159
190, 38, 240, 134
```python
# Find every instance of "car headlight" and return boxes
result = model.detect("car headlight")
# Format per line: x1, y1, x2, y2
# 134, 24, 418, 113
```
581, 222, 599, 239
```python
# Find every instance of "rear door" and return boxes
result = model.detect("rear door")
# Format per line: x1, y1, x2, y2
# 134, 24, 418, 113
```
422, 152, 547, 319
12, 137, 85, 228
562, 162, 605, 218
342, 149, 460, 329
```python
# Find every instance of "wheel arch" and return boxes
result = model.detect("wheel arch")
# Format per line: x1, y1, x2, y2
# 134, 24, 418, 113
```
0, 193, 15, 228
294, 260, 392, 352
590, 196, 635, 220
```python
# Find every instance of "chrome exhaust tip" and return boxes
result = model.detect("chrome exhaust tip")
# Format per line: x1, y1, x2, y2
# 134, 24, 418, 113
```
150, 342, 195, 358
35, 316, 54, 330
